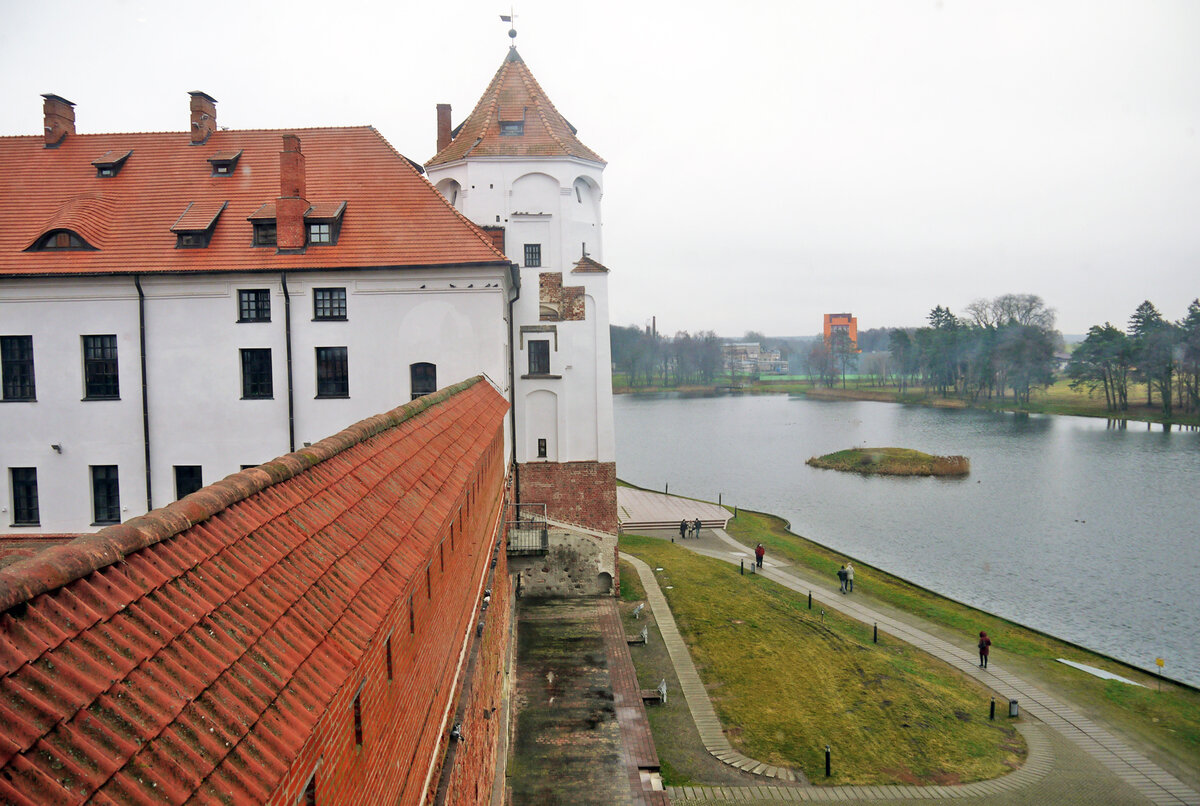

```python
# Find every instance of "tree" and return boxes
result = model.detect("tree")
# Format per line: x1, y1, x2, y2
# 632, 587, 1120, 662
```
888, 329, 917, 393
1128, 301, 1177, 416
993, 322, 1056, 404
807, 340, 838, 387
1178, 299, 1200, 415
1066, 323, 1131, 412
828, 328, 858, 389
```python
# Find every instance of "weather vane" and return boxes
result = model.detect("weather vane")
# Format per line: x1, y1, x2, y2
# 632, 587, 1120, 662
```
500, 8, 517, 43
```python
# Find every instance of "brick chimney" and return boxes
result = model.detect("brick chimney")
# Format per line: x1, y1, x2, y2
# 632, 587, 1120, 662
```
189, 91, 217, 145
436, 103, 452, 152
277, 134, 308, 250
41, 94, 75, 148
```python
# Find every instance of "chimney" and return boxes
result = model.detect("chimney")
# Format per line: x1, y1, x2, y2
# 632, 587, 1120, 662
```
189, 91, 217, 145
436, 103, 452, 152
277, 134, 308, 250
41, 94, 75, 148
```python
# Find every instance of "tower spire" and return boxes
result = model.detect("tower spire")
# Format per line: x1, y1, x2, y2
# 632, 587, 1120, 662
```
499, 9, 517, 45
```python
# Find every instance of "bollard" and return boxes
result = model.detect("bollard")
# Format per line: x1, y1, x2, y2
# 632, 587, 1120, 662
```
808, 591, 812, 609
820, 609, 825, 623
734, 505, 738, 517
719, 493, 723, 507
873, 623, 878, 644
1009, 699, 1019, 718
825, 745, 831, 777
740, 559, 744, 575
665, 483, 669, 496
990, 697, 996, 720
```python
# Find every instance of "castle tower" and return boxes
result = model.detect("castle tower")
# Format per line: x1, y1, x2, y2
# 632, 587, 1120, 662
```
427, 46, 616, 533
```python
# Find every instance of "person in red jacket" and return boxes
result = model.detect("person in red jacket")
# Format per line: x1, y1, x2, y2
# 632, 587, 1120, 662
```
978, 631, 992, 668
754, 543, 765, 568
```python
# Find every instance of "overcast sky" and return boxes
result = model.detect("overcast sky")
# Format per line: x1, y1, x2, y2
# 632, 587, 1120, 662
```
2, 0, 1197, 336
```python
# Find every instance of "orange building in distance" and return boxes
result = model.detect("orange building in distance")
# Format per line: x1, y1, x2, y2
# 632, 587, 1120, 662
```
824, 313, 859, 349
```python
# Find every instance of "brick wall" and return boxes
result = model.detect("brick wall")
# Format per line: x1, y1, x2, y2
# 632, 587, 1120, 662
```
265, 430, 508, 806
518, 460, 617, 534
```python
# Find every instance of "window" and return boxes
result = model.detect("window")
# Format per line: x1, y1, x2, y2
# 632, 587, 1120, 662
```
410, 362, 437, 400
499, 121, 524, 136
386, 637, 393, 681
175, 231, 211, 249
537, 439, 547, 459
175, 466, 202, 499
528, 339, 550, 375
303, 773, 317, 806
238, 290, 271, 322
32, 230, 92, 251
314, 288, 347, 321
10, 468, 39, 526
316, 347, 348, 397
1, 336, 35, 401
91, 465, 120, 524
308, 223, 331, 245
353, 692, 363, 748
253, 221, 277, 247
523, 243, 541, 268
241, 349, 273, 399
82, 335, 119, 399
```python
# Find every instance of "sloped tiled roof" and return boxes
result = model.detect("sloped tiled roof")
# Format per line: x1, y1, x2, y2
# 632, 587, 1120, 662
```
0, 377, 508, 804
426, 48, 605, 167
572, 255, 610, 273
0, 126, 507, 277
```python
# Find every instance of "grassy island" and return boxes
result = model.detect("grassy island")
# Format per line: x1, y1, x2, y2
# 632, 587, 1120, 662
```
807, 447, 970, 476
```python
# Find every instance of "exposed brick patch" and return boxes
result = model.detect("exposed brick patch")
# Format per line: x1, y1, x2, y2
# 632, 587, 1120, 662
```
518, 460, 616, 534
538, 272, 586, 321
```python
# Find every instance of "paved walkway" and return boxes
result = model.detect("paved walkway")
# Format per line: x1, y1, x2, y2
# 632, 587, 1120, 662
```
618, 487, 731, 532
618, 492, 1198, 805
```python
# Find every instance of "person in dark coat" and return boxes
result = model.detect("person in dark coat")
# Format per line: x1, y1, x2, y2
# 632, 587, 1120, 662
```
693, 517, 702, 539
978, 631, 992, 668
754, 543, 765, 568
837, 565, 848, 593
679, 520, 688, 541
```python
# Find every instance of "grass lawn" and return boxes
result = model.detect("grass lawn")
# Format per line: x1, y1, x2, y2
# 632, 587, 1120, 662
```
807, 447, 969, 477
723, 508, 1200, 781
619, 535, 1025, 785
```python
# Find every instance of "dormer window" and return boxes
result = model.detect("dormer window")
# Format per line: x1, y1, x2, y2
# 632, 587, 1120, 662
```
92, 150, 131, 178
171, 200, 226, 249
254, 222, 277, 247
30, 229, 93, 251
304, 201, 346, 247
208, 150, 243, 177
499, 120, 524, 136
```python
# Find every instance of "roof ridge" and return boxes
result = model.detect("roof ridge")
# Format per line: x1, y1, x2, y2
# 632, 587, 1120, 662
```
0, 377, 483, 613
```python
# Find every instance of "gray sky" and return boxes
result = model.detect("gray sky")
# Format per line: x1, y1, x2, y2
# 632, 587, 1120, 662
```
2, 0, 1197, 336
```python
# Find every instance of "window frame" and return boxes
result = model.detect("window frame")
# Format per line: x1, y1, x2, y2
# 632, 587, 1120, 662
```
1, 336, 36, 401
174, 466, 203, 500
91, 465, 120, 525
313, 288, 347, 321
82, 335, 119, 400
10, 468, 39, 526
410, 362, 437, 400
307, 222, 332, 245
315, 346, 349, 398
253, 221, 277, 247
523, 243, 541, 268
237, 289, 272, 322
240, 348, 274, 399
528, 339, 551, 376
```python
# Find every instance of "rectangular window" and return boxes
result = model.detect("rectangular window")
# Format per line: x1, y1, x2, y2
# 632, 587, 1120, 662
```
313, 288, 347, 321
238, 289, 271, 322
537, 438, 547, 459
528, 339, 550, 375
91, 465, 120, 524
241, 349, 273, 399
253, 222, 277, 247
410, 362, 437, 400
308, 223, 331, 245
523, 243, 541, 268
1, 336, 35, 401
175, 466, 202, 499
315, 347, 349, 397
83, 335, 119, 399
10, 468, 39, 526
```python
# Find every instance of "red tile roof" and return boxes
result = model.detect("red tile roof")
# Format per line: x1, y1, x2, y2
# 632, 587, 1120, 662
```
426, 48, 605, 167
0, 127, 507, 277
0, 377, 508, 804
572, 255, 610, 273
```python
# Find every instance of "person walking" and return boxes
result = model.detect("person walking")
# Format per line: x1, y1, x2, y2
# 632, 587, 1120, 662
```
978, 631, 991, 668
679, 520, 688, 541
693, 517, 702, 539
837, 565, 848, 594
845, 562, 854, 593
754, 543, 765, 569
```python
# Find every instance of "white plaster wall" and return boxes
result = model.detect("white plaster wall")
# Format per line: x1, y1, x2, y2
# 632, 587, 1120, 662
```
1, 266, 510, 533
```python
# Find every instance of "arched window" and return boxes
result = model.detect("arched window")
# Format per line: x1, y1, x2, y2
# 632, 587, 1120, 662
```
411, 362, 437, 400
30, 229, 94, 251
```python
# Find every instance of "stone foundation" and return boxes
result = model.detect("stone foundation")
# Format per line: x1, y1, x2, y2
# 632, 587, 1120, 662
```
518, 460, 617, 534
511, 528, 617, 598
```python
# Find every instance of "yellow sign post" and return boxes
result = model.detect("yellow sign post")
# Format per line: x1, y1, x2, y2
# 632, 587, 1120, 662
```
1156, 658, 1164, 691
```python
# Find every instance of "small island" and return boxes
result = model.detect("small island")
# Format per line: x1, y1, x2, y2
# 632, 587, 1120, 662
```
806, 447, 970, 477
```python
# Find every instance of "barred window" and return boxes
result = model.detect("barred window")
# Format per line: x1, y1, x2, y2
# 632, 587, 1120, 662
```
238, 289, 271, 322
91, 465, 120, 524
10, 468, 39, 526
528, 339, 550, 375
308, 223, 331, 245
241, 349, 273, 399
316, 347, 348, 397
523, 243, 541, 268
314, 288, 347, 321
1, 336, 35, 400
83, 335, 119, 399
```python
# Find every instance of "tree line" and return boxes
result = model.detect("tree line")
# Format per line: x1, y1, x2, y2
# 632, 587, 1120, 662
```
610, 325, 725, 387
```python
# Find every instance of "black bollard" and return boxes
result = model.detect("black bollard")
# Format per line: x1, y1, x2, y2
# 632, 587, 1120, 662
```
873, 623, 878, 643
665, 483, 669, 496
734, 505, 738, 518
808, 590, 812, 609
719, 493, 723, 507
990, 697, 996, 720
740, 559, 744, 575
825, 745, 831, 777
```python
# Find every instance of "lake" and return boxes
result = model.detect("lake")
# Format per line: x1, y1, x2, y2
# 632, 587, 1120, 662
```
614, 393, 1200, 687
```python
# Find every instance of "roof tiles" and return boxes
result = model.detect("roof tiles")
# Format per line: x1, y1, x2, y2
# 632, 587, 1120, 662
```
0, 127, 506, 277
0, 378, 508, 804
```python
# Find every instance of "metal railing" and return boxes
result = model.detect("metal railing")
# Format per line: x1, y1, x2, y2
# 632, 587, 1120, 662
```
507, 503, 549, 555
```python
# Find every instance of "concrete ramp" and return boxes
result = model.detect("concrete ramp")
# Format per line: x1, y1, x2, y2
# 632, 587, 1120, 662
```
618, 487, 731, 532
